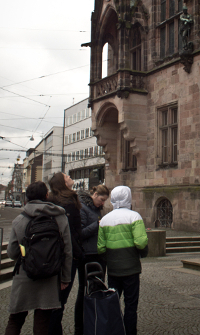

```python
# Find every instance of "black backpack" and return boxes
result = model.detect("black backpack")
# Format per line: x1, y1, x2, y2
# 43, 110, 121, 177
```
13, 212, 65, 280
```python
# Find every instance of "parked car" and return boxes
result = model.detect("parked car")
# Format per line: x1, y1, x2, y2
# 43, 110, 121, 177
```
13, 201, 22, 208
5, 200, 13, 207
0, 200, 6, 205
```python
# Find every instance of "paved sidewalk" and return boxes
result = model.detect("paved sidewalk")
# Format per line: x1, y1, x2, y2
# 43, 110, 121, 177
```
1, 250, 200, 334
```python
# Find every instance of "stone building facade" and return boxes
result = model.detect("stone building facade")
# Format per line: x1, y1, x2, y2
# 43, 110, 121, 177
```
87, 0, 200, 231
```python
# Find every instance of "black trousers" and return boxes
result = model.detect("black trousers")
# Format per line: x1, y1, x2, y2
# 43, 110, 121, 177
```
5, 309, 52, 335
48, 259, 78, 335
74, 254, 106, 335
108, 273, 140, 335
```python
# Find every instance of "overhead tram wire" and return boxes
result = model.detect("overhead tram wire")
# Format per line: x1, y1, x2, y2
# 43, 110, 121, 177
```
0, 88, 51, 107
0, 137, 31, 149
0, 124, 44, 134
0, 27, 87, 32
0, 156, 105, 171
0, 93, 88, 99
0, 117, 61, 126
0, 64, 90, 89
0, 111, 62, 126
0, 149, 105, 159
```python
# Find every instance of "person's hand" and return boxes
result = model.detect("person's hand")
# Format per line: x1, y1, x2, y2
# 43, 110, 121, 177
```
61, 282, 69, 290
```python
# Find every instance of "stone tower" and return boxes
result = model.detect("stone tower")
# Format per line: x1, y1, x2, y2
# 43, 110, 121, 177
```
86, 0, 200, 231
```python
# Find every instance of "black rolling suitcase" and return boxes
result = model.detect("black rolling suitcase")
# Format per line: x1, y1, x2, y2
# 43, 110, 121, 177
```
83, 262, 126, 335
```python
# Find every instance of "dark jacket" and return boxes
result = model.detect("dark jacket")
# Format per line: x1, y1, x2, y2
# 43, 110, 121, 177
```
78, 190, 102, 255
48, 194, 83, 260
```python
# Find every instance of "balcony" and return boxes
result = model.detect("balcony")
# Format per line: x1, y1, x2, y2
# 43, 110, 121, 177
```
94, 73, 118, 99
91, 71, 147, 101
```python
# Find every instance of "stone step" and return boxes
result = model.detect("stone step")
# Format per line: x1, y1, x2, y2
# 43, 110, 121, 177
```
1, 249, 8, 260
167, 246, 200, 253
0, 258, 15, 270
1, 242, 8, 251
166, 236, 200, 242
166, 241, 200, 248
181, 258, 200, 271
166, 236, 200, 253
0, 243, 15, 283
0, 267, 14, 282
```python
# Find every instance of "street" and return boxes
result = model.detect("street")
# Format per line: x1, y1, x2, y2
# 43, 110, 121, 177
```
1, 209, 200, 334
0, 206, 23, 243
1, 252, 200, 334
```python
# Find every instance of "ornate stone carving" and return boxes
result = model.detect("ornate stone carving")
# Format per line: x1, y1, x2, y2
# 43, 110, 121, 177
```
130, 74, 146, 90
179, 6, 194, 73
115, 0, 149, 30
179, 44, 194, 73
179, 6, 193, 50
96, 74, 118, 98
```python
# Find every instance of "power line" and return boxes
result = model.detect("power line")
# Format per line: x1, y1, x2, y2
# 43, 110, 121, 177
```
0, 148, 104, 158
0, 87, 51, 107
0, 47, 87, 51
0, 118, 61, 126
0, 124, 44, 134
0, 154, 105, 170
32, 106, 51, 134
0, 93, 88, 98
0, 27, 88, 32
0, 111, 63, 126
1, 64, 90, 89
0, 136, 29, 149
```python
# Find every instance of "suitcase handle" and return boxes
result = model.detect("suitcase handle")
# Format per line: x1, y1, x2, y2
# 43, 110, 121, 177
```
85, 262, 104, 287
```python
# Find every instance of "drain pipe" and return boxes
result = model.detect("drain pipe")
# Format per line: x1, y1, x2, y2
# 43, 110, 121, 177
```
61, 109, 65, 172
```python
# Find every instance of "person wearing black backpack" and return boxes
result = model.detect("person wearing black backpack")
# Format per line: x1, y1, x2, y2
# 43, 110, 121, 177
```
48, 172, 83, 335
4, 181, 72, 335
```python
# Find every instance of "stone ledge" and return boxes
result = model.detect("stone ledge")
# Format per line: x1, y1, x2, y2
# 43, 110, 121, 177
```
181, 258, 200, 271
146, 230, 166, 257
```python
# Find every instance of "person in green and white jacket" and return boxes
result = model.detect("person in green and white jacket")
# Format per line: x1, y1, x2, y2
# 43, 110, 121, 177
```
97, 185, 148, 335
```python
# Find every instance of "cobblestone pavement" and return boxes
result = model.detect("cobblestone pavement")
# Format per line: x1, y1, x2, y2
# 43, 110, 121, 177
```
1, 252, 200, 334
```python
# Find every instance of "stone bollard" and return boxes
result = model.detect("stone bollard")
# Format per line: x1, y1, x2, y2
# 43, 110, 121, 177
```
146, 229, 166, 257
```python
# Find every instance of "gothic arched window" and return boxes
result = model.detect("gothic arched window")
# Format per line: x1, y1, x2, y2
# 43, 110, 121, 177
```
130, 27, 141, 71
160, 0, 183, 58
157, 198, 173, 228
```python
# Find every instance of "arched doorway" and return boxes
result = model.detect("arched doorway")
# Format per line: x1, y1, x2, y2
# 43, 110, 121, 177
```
156, 198, 173, 228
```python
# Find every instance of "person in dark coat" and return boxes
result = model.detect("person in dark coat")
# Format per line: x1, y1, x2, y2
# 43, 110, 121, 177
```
74, 184, 110, 335
4, 181, 72, 335
48, 172, 83, 335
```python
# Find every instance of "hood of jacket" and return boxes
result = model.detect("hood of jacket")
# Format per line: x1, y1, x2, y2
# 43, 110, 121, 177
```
111, 186, 132, 210
77, 190, 94, 208
78, 190, 103, 210
24, 200, 65, 217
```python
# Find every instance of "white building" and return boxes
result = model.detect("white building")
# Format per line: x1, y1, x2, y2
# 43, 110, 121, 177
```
63, 98, 105, 190
42, 127, 63, 184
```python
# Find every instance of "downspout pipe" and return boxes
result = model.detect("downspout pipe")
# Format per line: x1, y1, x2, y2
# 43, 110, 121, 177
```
61, 109, 65, 172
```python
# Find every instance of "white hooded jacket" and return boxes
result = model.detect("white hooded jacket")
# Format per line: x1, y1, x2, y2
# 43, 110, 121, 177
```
97, 186, 148, 276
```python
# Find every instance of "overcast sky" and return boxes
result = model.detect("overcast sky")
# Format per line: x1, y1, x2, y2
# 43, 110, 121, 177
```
0, 0, 95, 186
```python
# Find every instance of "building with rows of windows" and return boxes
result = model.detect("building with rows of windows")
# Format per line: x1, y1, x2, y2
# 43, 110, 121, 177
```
63, 98, 105, 190
87, 0, 200, 231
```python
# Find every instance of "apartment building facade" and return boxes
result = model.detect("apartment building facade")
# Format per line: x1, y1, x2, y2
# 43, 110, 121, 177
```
42, 127, 63, 184
63, 99, 105, 190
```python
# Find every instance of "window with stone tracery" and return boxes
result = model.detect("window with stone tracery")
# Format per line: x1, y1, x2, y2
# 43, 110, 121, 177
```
157, 198, 173, 228
159, 0, 183, 58
121, 132, 137, 171
158, 104, 178, 166
130, 27, 141, 71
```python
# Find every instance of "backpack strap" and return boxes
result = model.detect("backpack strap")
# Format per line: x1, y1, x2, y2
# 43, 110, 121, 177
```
13, 256, 22, 276
21, 211, 30, 219
13, 211, 30, 277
